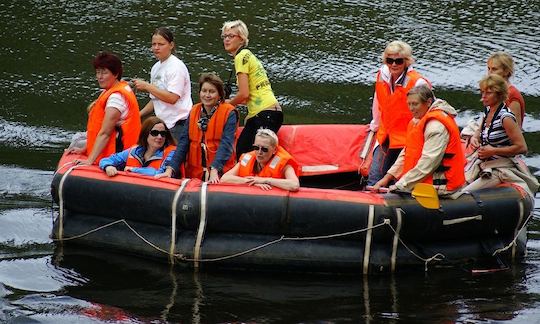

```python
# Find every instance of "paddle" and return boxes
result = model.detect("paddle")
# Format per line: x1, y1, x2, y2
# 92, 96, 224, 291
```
411, 183, 440, 209
366, 183, 440, 209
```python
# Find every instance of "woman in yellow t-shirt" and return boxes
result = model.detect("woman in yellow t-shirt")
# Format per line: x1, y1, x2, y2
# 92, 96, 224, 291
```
221, 19, 283, 159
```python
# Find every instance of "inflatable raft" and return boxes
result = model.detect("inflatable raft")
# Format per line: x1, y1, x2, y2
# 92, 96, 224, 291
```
50, 125, 533, 273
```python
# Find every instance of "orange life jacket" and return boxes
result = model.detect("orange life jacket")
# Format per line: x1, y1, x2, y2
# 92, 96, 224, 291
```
86, 81, 141, 164
125, 145, 176, 169
402, 110, 466, 191
238, 146, 300, 178
186, 102, 238, 179
375, 69, 428, 149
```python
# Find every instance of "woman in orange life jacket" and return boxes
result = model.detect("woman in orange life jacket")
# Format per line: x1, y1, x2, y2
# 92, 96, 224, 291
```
156, 73, 238, 183
221, 128, 300, 191
371, 85, 465, 195
98, 116, 176, 177
366, 40, 430, 186
68, 52, 141, 165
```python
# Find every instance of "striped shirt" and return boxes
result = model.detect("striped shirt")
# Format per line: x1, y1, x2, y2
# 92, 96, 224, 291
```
481, 103, 516, 159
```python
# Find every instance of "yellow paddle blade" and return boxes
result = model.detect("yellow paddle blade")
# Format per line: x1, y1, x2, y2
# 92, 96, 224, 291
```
411, 183, 440, 209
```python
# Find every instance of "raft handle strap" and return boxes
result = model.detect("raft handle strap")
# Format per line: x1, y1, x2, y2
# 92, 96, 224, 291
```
193, 182, 208, 268
442, 215, 482, 225
390, 208, 403, 272
56, 163, 84, 241
170, 179, 190, 264
362, 205, 375, 274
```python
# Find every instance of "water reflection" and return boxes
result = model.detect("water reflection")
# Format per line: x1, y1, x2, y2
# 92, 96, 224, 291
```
24, 248, 534, 323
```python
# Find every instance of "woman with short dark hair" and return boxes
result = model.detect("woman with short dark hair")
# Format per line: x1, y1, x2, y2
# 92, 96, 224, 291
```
68, 52, 141, 165
157, 73, 238, 183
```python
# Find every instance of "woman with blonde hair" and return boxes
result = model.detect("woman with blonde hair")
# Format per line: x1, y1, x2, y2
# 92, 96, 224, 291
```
221, 128, 299, 191
366, 40, 430, 186
464, 74, 537, 198
487, 51, 525, 126
221, 19, 282, 159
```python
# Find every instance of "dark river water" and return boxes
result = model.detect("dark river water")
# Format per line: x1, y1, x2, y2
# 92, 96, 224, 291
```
2, 0, 540, 322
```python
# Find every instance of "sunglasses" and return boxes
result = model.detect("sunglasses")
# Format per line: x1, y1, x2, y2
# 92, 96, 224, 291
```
149, 130, 168, 137
252, 145, 270, 153
385, 57, 405, 65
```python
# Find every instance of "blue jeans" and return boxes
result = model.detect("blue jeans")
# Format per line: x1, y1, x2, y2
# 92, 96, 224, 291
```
169, 119, 186, 142
367, 141, 402, 186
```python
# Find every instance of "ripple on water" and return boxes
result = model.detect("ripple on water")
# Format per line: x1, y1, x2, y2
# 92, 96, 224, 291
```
0, 118, 73, 149
0, 208, 53, 249
0, 256, 87, 292
0, 166, 53, 201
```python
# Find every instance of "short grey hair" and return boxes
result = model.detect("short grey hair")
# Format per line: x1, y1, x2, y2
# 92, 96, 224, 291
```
407, 85, 435, 104
222, 20, 249, 46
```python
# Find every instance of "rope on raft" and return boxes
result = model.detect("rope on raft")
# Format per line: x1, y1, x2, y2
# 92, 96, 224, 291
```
385, 221, 445, 272
492, 200, 531, 257
51, 216, 446, 271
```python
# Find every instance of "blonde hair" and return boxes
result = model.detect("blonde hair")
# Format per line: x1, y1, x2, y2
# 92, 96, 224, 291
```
488, 51, 515, 79
479, 74, 508, 103
255, 128, 278, 147
381, 40, 415, 66
222, 20, 249, 46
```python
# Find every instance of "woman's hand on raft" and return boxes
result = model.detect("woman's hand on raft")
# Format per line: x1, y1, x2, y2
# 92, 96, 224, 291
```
207, 168, 220, 184
73, 159, 93, 166
105, 165, 118, 177
246, 176, 272, 190
155, 167, 173, 179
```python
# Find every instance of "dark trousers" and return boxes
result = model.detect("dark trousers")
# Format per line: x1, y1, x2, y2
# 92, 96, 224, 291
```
236, 110, 283, 159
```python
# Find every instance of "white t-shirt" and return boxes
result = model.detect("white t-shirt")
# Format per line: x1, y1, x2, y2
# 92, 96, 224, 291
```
150, 54, 193, 128
106, 92, 128, 125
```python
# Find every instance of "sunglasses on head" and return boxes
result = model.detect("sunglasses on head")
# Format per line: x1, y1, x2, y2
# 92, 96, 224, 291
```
252, 145, 270, 153
149, 130, 168, 137
385, 57, 405, 65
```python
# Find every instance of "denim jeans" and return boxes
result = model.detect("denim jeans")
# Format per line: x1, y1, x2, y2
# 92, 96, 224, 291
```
367, 140, 402, 186
169, 118, 186, 142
